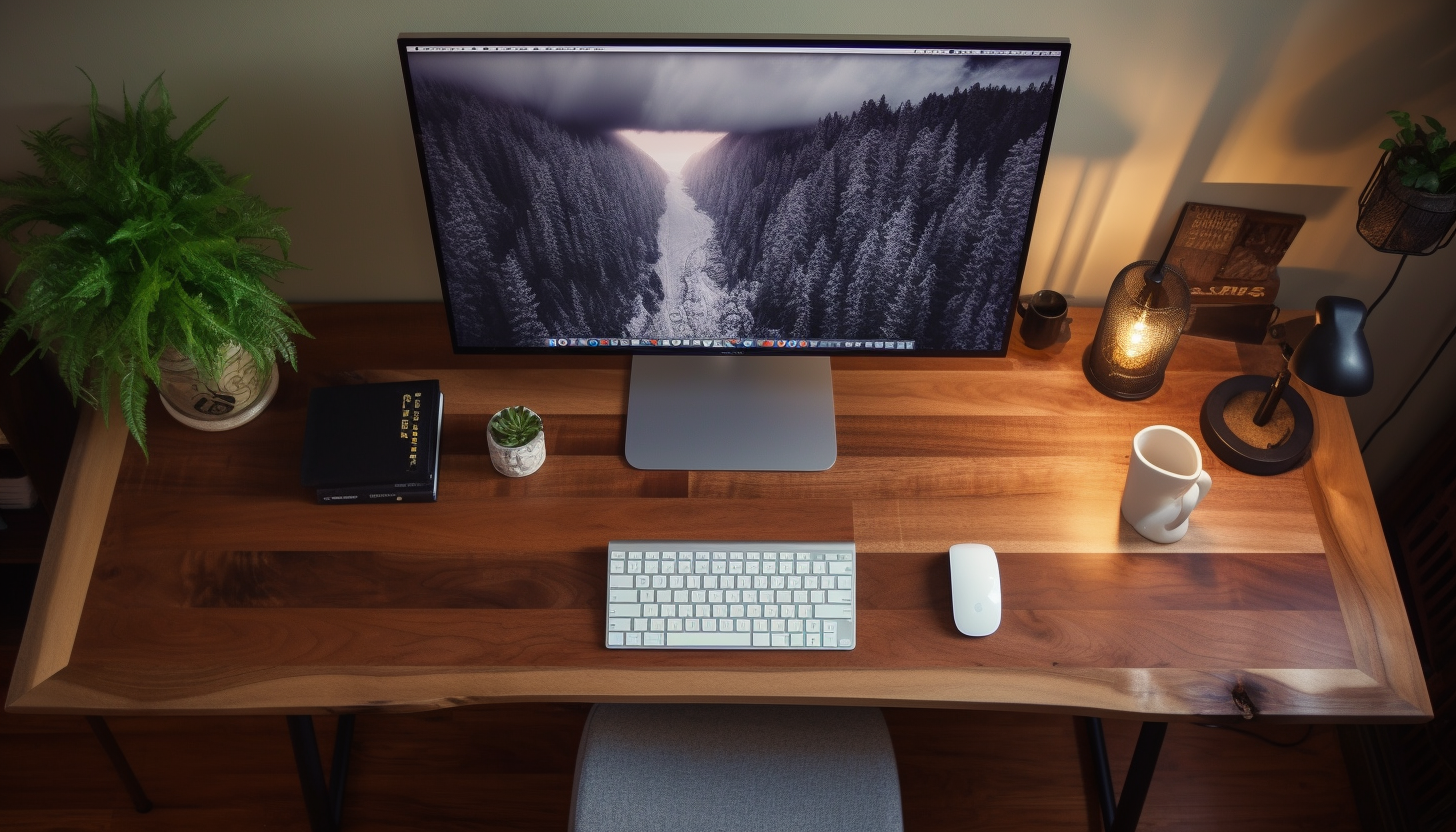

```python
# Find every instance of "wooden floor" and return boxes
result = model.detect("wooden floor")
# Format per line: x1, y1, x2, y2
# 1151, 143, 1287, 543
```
0, 578, 1363, 832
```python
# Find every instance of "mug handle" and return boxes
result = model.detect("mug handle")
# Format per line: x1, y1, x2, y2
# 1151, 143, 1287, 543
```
1167, 471, 1212, 532
1017, 297, 1028, 318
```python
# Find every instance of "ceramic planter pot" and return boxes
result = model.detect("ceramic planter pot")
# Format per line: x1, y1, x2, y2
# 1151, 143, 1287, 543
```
157, 344, 278, 432
487, 408, 546, 477
1357, 152, 1456, 255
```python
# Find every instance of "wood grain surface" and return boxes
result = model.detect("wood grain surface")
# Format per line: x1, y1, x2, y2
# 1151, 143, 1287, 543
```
5, 304, 1432, 721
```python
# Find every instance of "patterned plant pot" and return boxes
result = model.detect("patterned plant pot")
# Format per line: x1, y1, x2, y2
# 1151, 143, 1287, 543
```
157, 344, 278, 432
487, 409, 546, 477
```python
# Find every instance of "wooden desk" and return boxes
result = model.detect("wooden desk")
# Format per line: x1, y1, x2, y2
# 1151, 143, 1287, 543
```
5, 304, 1432, 724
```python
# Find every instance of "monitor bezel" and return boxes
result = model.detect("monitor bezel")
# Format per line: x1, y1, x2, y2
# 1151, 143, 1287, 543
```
398, 33, 1070, 358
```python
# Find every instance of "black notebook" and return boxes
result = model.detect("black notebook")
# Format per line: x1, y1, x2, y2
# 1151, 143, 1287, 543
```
300, 380, 443, 504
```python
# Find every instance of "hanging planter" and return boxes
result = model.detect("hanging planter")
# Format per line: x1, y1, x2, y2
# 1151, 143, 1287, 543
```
1356, 112, 1456, 256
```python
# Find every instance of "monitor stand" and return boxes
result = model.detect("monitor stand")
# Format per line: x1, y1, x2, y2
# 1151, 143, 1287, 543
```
624, 355, 837, 471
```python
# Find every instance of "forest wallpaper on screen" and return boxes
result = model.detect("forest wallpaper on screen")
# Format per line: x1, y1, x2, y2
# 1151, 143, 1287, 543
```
409, 49, 1060, 350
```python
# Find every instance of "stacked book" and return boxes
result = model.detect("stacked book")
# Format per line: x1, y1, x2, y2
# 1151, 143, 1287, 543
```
0, 448, 38, 510
300, 380, 443, 504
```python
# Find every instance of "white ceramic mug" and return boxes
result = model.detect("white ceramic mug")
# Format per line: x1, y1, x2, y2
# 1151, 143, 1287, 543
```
1121, 425, 1212, 544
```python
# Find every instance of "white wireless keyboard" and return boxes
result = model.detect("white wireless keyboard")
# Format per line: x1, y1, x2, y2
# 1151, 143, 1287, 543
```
605, 540, 856, 649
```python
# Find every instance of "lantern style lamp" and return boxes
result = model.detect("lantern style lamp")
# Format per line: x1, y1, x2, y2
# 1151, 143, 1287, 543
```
1084, 260, 1192, 400
1199, 296, 1374, 475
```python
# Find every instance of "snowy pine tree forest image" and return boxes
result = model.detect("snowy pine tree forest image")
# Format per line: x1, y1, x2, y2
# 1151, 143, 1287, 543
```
408, 47, 1061, 351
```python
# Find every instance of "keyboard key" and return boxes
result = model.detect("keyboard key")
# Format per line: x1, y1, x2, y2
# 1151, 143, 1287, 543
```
610, 562, 625, 574
644, 632, 664, 646
609, 590, 637, 602
633, 618, 649, 631
667, 632, 752, 647
816, 604, 852, 619
626, 632, 642, 646
650, 619, 665, 631
610, 551, 626, 560
608, 618, 632, 631
791, 634, 804, 646
608, 632, 625, 646
752, 633, 770, 647
827, 590, 852, 603
635, 576, 650, 588
829, 563, 852, 575
807, 634, 821, 647
609, 605, 641, 618
771, 634, 789, 646
609, 576, 633, 588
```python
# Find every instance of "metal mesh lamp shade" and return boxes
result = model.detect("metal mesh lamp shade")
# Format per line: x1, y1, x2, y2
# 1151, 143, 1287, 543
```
1084, 261, 1191, 400
1357, 152, 1456, 255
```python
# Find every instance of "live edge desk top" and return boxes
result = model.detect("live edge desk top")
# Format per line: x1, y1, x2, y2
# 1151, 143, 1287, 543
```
5, 304, 1433, 723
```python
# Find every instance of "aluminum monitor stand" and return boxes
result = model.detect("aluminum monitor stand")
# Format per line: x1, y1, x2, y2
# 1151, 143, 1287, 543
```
624, 355, 837, 471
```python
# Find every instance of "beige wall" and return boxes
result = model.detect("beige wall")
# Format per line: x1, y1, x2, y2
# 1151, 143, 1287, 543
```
2, 0, 1454, 493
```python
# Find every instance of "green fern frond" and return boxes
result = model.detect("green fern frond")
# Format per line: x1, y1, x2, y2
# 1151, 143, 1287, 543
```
0, 73, 310, 453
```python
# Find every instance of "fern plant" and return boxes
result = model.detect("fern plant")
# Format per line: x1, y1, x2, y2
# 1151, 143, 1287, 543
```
0, 75, 308, 454
489, 406, 542, 448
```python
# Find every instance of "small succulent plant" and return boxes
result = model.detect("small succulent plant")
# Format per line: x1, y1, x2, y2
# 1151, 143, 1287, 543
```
489, 406, 542, 448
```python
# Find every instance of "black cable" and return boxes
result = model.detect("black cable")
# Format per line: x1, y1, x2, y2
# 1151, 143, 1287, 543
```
1194, 723, 1316, 748
1361, 317, 1456, 453
1365, 254, 1408, 318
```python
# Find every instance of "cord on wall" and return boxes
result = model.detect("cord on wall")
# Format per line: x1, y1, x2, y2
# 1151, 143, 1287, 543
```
1361, 318, 1456, 453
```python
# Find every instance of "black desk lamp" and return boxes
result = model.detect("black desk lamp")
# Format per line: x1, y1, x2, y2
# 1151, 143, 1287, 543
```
1199, 296, 1373, 475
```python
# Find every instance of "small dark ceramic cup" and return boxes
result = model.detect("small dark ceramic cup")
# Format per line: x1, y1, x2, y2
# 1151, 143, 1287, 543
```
1017, 290, 1069, 349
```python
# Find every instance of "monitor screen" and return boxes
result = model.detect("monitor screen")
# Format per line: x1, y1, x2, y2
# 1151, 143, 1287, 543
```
400, 37, 1068, 356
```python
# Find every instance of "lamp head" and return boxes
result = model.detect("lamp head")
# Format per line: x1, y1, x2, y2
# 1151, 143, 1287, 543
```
1288, 296, 1373, 397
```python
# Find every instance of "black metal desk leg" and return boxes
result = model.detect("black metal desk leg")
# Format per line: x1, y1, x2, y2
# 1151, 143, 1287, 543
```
1082, 718, 1168, 832
287, 714, 356, 832
85, 716, 153, 813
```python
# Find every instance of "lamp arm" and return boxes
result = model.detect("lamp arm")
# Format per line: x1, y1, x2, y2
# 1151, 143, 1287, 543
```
1252, 368, 1291, 427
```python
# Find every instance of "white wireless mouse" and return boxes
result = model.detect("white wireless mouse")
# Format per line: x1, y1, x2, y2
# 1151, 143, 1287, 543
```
949, 543, 1001, 636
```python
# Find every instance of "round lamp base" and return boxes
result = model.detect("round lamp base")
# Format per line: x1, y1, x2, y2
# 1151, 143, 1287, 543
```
1199, 375, 1313, 476
1083, 345, 1164, 400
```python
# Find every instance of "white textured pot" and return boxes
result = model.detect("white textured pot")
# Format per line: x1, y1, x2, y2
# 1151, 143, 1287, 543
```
157, 344, 278, 432
487, 413, 546, 477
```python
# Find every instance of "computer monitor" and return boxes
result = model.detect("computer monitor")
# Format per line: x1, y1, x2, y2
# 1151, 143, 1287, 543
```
399, 35, 1069, 471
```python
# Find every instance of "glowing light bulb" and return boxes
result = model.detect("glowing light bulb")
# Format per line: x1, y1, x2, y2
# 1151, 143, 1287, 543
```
1117, 311, 1152, 366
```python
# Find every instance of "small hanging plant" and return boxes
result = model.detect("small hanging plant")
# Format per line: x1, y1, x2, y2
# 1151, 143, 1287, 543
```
1380, 111, 1456, 195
